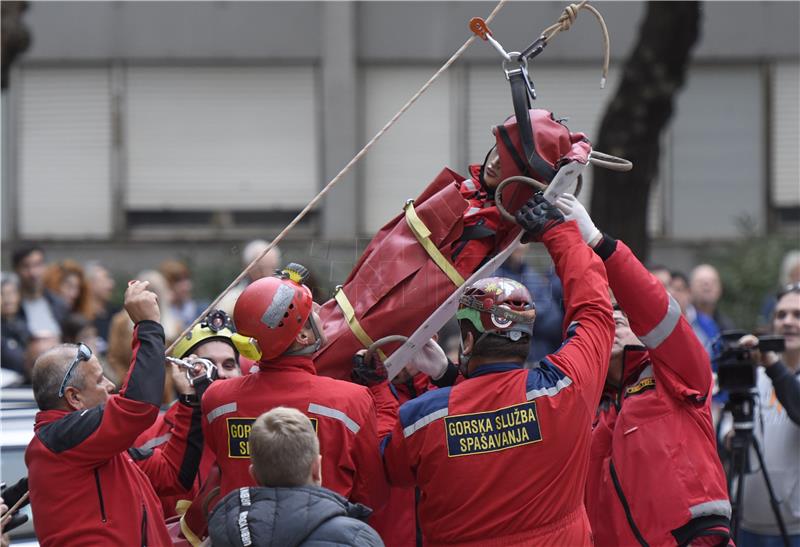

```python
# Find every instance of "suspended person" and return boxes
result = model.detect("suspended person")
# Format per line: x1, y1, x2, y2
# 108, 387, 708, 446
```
381, 192, 614, 547
314, 109, 592, 380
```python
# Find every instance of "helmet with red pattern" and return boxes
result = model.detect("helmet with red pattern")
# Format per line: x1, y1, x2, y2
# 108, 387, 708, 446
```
456, 277, 535, 341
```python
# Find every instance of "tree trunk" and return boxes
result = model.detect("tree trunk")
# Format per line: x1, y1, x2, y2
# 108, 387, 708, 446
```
1, 1, 31, 90
590, 1, 701, 260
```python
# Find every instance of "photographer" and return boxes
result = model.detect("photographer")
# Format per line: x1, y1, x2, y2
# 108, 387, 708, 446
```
722, 284, 800, 546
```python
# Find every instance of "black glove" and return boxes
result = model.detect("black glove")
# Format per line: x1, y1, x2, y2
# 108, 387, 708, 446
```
1, 477, 28, 509
1, 477, 30, 532
351, 352, 387, 387
4, 511, 28, 532
514, 192, 565, 243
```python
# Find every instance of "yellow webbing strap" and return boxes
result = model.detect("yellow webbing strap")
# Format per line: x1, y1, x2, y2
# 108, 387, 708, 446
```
179, 513, 204, 547
175, 499, 192, 516
334, 287, 387, 361
403, 200, 465, 287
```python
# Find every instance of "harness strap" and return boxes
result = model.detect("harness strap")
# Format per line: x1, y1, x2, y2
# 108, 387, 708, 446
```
333, 287, 387, 361
509, 72, 557, 182
404, 200, 465, 287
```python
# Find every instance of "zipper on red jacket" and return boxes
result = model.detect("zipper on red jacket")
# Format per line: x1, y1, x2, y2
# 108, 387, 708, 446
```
94, 469, 107, 522
609, 459, 649, 547
141, 504, 148, 546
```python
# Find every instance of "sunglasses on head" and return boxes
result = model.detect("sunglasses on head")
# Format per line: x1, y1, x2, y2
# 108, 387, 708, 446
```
58, 343, 92, 398
777, 282, 800, 300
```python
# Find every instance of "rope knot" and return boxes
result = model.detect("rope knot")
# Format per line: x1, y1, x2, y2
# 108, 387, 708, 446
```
558, 4, 580, 31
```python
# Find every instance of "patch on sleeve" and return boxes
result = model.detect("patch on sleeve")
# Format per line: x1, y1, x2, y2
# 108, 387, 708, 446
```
444, 401, 541, 457
227, 417, 318, 458
625, 377, 656, 397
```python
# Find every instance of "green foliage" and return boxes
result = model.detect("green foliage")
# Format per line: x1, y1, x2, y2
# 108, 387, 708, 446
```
710, 232, 798, 332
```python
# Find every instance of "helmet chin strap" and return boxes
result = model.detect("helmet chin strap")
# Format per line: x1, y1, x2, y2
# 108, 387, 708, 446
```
285, 316, 323, 356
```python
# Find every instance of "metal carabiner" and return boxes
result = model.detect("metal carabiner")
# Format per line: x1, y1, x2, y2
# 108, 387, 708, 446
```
518, 36, 548, 62
166, 356, 217, 386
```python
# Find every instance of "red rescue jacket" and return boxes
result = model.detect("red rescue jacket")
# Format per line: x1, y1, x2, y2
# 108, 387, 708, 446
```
132, 399, 208, 518
25, 321, 172, 547
200, 355, 389, 511
585, 237, 732, 547
369, 374, 436, 547
382, 222, 614, 547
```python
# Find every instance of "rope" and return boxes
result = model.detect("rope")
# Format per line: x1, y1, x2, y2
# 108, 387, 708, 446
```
164, 0, 510, 355
0, 491, 29, 528
539, 1, 610, 88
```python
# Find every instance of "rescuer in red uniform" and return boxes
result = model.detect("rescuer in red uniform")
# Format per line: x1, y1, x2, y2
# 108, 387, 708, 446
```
553, 193, 732, 547
200, 264, 388, 514
351, 338, 452, 546
132, 309, 242, 519
381, 194, 614, 547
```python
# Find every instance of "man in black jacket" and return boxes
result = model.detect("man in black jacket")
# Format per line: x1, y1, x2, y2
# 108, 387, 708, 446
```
208, 406, 383, 547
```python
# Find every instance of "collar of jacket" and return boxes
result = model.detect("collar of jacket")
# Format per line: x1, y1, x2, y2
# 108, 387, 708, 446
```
602, 345, 650, 400
469, 362, 524, 378
258, 355, 317, 375
34, 408, 73, 431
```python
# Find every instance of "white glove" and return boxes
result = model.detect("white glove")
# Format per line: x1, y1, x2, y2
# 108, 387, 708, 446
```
406, 339, 448, 380
554, 193, 601, 245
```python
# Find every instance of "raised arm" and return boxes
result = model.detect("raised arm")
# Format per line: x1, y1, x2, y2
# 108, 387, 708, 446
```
556, 194, 711, 401
52, 282, 167, 465
515, 194, 614, 410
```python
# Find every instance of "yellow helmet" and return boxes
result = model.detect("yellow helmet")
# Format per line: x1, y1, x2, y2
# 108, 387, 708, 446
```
171, 310, 238, 359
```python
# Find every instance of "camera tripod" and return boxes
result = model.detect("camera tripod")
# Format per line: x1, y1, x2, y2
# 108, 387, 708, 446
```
723, 392, 790, 547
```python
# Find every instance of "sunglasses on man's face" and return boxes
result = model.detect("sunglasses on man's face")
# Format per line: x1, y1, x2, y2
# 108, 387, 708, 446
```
58, 343, 93, 398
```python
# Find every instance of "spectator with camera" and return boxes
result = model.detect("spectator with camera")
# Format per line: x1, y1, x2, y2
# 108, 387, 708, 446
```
723, 284, 800, 546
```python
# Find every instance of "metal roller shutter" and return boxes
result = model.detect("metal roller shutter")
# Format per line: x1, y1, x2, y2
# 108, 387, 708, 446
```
125, 66, 318, 211
668, 65, 763, 238
362, 66, 455, 235
771, 62, 800, 206
17, 67, 113, 238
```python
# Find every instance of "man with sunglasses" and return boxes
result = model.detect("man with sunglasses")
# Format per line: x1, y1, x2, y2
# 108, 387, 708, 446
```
25, 280, 173, 546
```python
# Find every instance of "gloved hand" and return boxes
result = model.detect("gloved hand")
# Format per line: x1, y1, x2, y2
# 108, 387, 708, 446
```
351, 350, 387, 387
514, 192, 565, 243
406, 339, 448, 380
554, 193, 601, 245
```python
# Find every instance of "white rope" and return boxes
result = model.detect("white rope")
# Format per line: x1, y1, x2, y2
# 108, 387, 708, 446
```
165, 0, 511, 354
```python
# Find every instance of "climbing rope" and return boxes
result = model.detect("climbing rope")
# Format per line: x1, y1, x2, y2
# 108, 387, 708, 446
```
472, 0, 610, 88
540, 1, 610, 88
164, 0, 511, 355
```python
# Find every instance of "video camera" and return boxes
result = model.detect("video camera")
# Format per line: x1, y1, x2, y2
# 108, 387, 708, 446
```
715, 331, 784, 393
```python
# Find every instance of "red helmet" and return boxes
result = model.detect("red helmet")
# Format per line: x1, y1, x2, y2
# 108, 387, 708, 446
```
456, 277, 535, 341
233, 264, 313, 361
493, 108, 591, 183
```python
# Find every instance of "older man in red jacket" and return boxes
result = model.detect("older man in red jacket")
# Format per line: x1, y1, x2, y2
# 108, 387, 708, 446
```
554, 194, 732, 547
25, 280, 172, 547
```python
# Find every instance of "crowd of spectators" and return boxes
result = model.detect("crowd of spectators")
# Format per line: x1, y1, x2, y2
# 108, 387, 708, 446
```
0, 240, 282, 390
